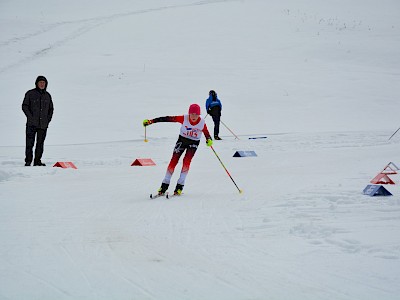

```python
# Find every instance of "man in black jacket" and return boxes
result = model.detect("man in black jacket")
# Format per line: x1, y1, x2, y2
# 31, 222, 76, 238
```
22, 75, 54, 166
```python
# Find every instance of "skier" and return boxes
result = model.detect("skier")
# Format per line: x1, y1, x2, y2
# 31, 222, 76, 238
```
143, 104, 213, 196
205, 90, 222, 140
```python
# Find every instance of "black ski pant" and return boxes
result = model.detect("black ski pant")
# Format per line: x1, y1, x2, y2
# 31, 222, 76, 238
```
25, 125, 47, 164
211, 114, 221, 137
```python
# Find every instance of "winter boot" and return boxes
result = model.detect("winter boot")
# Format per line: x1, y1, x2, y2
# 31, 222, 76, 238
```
158, 183, 169, 195
33, 161, 46, 166
174, 184, 184, 195
214, 136, 222, 140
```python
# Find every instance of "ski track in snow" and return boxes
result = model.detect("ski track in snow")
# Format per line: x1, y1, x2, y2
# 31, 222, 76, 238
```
1, 137, 399, 297
1, 0, 400, 298
1, 131, 399, 298
0, 0, 237, 74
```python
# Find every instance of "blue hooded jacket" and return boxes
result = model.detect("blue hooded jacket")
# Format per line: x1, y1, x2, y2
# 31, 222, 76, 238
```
205, 92, 222, 116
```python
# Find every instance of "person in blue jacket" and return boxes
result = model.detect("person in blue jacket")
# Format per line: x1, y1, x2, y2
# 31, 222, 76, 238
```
205, 90, 222, 140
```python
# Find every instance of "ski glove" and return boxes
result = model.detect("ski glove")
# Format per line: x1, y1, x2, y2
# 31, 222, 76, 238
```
143, 119, 152, 127
206, 139, 213, 147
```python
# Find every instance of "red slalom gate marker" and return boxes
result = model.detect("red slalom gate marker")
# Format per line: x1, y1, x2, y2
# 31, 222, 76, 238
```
53, 162, 78, 169
370, 173, 395, 185
131, 158, 156, 166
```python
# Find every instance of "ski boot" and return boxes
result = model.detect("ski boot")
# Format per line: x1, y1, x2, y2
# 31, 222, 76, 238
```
174, 184, 184, 195
158, 183, 169, 195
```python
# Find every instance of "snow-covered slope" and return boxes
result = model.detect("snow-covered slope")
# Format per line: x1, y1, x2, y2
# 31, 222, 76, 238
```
1, 1, 399, 299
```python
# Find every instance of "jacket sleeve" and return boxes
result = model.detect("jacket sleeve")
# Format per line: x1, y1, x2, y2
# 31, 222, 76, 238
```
203, 123, 212, 140
205, 98, 210, 111
151, 115, 184, 124
48, 93, 54, 123
22, 91, 33, 120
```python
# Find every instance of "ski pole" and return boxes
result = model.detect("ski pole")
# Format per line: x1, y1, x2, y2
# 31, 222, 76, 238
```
388, 127, 400, 141
210, 145, 243, 193
144, 126, 148, 142
221, 120, 240, 140
206, 114, 239, 140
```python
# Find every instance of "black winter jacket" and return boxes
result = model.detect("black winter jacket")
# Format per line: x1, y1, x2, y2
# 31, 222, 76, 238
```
22, 78, 54, 129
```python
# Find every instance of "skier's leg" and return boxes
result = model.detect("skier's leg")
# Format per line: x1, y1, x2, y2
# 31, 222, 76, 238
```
161, 141, 184, 186
176, 145, 198, 190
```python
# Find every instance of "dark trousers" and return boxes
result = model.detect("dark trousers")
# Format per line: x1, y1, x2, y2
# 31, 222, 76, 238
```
211, 115, 221, 137
25, 125, 47, 164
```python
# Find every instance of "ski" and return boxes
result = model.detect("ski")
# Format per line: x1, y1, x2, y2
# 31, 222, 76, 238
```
165, 192, 183, 199
149, 192, 183, 199
149, 193, 166, 199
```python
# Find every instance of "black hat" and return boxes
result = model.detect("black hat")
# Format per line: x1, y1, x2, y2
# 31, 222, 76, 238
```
209, 90, 216, 97
35, 75, 48, 89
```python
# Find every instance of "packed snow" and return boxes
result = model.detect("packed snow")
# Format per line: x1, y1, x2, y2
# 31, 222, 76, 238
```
1, 0, 400, 299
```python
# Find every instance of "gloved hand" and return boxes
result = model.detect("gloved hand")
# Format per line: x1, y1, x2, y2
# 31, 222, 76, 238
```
206, 139, 213, 147
143, 119, 152, 127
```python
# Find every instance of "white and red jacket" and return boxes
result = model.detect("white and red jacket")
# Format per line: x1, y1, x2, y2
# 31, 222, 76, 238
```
151, 115, 212, 141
